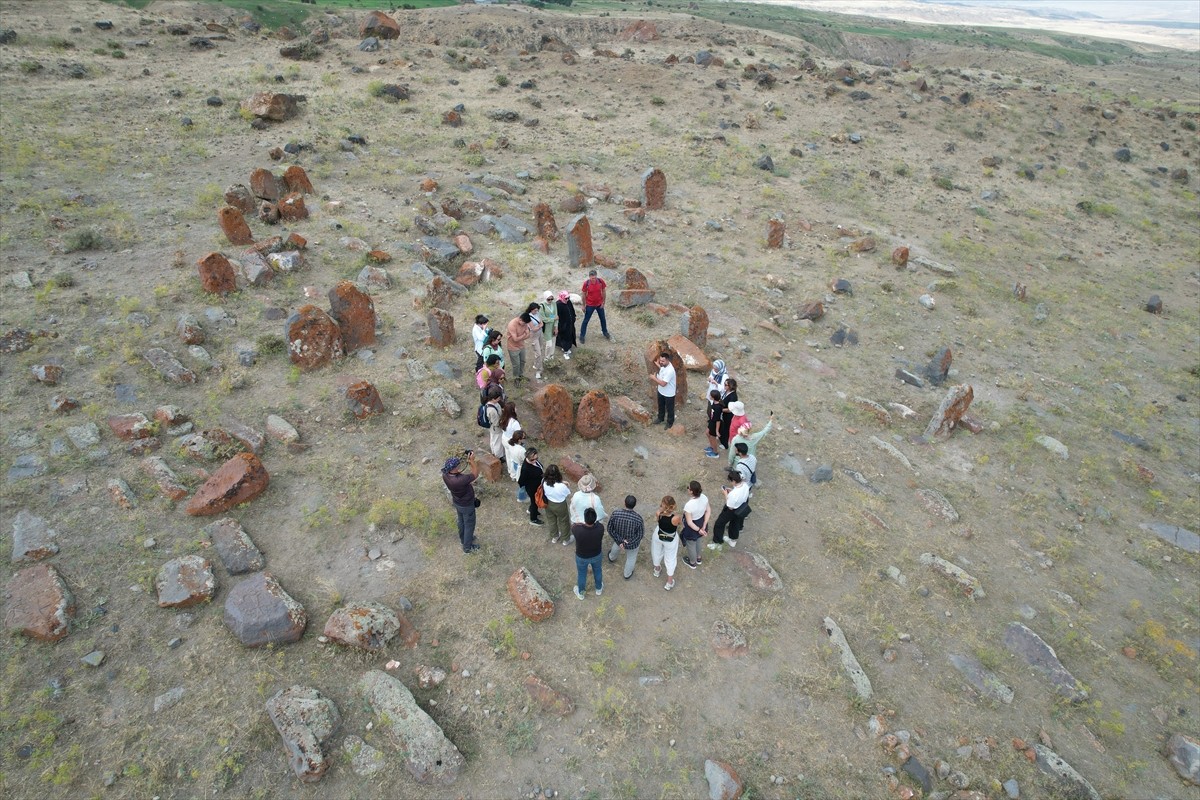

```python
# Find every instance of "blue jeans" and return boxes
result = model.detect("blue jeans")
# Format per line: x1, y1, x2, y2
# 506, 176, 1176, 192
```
576, 554, 603, 593
453, 503, 477, 551
579, 306, 608, 341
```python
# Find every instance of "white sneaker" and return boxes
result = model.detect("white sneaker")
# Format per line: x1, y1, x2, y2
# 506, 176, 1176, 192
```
728, 540, 737, 548
535, 372, 542, 380
574, 587, 585, 600
595, 588, 603, 597
707, 543, 722, 550
562, 352, 571, 360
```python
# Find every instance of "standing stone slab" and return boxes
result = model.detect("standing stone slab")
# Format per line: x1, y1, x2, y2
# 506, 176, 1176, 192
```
531, 385, 574, 447
683, 305, 709, 348
730, 551, 783, 592
1003, 622, 1088, 703
342, 380, 385, 420
224, 572, 307, 646
704, 759, 744, 800
533, 202, 559, 241
641, 167, 666, 210
197, 252, 238, 295
358, 670, 466, 785
266, 686, 340, 783
766, 217, 784, 249
507, 567, 554, 621
218, 207, 253, 246
328, 281, 376, 353
922, 384, 974, 440
643, 341, 688, 407
11, 510, 59, 563
426, 308, 455, 348
323, 602, 401, 651
616, 268, 655, 307
155, 555, 216, 608
566, 214, 594, 268
202, 518, 265, 574
822, 617, 872, 701
948, 653, 1014, 704
186, 453, 270, 516
287, 305, 344, 371
524, 674, 575, 716
574, 390, 611, 440
4, 563, 74, 641
1032, 744, 1101, 800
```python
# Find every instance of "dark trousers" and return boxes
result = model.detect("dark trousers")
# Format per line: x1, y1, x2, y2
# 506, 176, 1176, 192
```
657, 392, 676, 427
526, 491, 541, 522
579, 306, 608, 341
712, 506, 744, 543
453, 503, 477, 551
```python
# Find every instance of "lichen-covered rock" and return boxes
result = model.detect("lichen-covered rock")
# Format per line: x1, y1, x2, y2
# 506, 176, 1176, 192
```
287, 305, 344, 371
507, 567, 554, 622
224, 572, 306, 647
574, 390, 610, 440
11, 510, 59, 563
323, 602, 401, 651
4, 563, 74, 642
197, 252, 237, 295
155, 555, 216, 608
531, 384, 574, 446
185, 453, 270, 516
265, 686, 340, 783
358, 670, 465, 785
328, 281, 376, 353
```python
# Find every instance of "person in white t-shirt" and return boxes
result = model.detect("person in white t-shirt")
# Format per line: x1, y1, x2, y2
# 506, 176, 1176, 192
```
650, 352, 677, 428
681, 480, 710, 569
709, 470, 750, 549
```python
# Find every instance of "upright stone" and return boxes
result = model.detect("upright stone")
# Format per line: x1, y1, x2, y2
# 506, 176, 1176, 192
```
575, 390, 611, 439
566, 214, 594, 268
358, 670, 466, 785
327, 281, 376, 353
218, 206, 253, 245
533, 202, 559, 241
265, 686, 340, 783
643, 341, 688, 406
766, 217, 784, 249
925, 346, 952, 385
223, 572, 307, 647
616, 268, 655, 307
287, 305, 344, 371
683, 305, 709, 348
922, 384, 974, 441
197, 252, 237, 295
224, 185, 256, 214
155, 555, 216, 608
202, 518, 266, 574
531, 384, 574, 446
641, 167, 666, 210
342, 381, 385, 420
427, 308, 455, 348
250, 168, 283, 201
282, 165, 314, 195
4, 563, 74, 642
360, 10, 400, 39
185, 453, 270, 516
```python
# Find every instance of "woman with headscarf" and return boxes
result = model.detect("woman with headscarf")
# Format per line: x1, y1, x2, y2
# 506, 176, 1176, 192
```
555, 290, 577, 360
717, 377, 739, 450
539, 290, 558, 363
566, 472, 606, 546
476, 354, 506, 404
706, 359, 727, 399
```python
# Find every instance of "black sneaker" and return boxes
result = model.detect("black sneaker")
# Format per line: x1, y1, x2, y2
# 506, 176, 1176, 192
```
603, 333, 612, 341
529, 518, 544, 526
683, 557, 697, 570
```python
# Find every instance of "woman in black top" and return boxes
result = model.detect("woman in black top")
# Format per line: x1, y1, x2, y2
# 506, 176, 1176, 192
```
555, 290, 577, 359
651, 495, 683, 590
717, 377, 739, 449
518, 448, 545, 526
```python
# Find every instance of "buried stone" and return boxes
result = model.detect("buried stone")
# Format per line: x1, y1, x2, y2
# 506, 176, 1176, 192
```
265, 686, 340, 783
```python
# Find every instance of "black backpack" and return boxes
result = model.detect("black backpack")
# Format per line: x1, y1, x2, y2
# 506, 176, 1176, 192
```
477, 403, 491, 429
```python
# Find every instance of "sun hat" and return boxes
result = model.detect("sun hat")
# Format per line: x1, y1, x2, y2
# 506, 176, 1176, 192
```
728, 401, 746, 416
579, 474, 597, 492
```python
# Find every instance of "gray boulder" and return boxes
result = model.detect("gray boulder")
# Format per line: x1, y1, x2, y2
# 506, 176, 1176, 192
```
358, 670, 465, 785
265, 686, 340, 782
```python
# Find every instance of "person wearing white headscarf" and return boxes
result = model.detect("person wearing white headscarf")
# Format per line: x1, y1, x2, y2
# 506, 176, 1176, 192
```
565, 473, 606, 546
707, 359, 727, 397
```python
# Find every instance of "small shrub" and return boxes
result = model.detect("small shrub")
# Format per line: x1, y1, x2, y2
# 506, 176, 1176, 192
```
256, 334, 286, 356
1076, 199, 1118, 217
49, 272, 75, 288
1182, 118, 1197, 131
63, 227, 104, 252
893, 162, 910, 177
463, 152, 485, 167
933, 175, 954, 191
650, 96, 665, 106
19, 60, 43, 74
454, 37, 479, 48
494, 74, 509, 87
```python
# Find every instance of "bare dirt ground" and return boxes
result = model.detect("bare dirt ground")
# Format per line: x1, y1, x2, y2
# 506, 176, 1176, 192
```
1, 1, 1198, 799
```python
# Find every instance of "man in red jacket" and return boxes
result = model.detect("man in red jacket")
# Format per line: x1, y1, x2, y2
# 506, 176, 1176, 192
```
579, 269, 611, 344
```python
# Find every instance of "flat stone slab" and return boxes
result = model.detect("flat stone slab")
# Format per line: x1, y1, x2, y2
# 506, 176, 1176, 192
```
1140, 522, 1200, 554
1033, 743, 1101, 800
202, 518, 265, 574
730, 551, 783, 592
915, 487, 959, 523
822, 616, 872, 700
711, 620, 748, 658
947, 653, 1014, 704
920, 553, 984, 600
266, 686, 340, 783
4, 563, 75, 641
186, 453, 270, 516
1003, 622, 1088, 703
224, 572, 307, 647
342, 735, 386, 777
1166, 732, 1200, 786
155, 555, 216, 608
507, 567, 554, 621
323, 602, 401, 651
11, 510, 59, 563
358, 670, 465, 785
524, 674, 576, 717
704, 759, 744, 800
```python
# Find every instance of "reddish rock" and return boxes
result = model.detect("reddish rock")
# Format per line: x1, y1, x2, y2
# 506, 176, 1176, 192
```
892, 246, 910, 267
287, 232, 307, 250
286, 305, 344, 370
155, 555, 216, 608
767, 217, 785, 249
224, 185, 256, 214
533, 202, 559, 241
154, 405, 186, 426
327, 281, 376, 352
323, 602, 401, 651
258, 201, 280, 225
282, 165, 313, 195
453, 233, 472, 254
593, 253, 618, 269
711, 620, 749, 658
107, 413, 154, 440
560, 193, 586, 214
427, 308, 455, 348
50, 394, 79, 414
666, 334, 711, 372
558, 457, 600, 490
250, 168, 283, 201
959, 415, 984, 434
705, 759, 745, 800
343, 381, 384, 420
455, 258, 503, 287
575, 390, 611, 439
414, 665, 448, 689
531, 236, 550, 254
224, 572, 307, 647
849, 236, 876, 253
197, 252, 238, 295
616, 268, 655, 307
4, 563, 74, 642
507, 567, 555, 622
419, 177, 438, 193
641, 167, 666, 210
441, 110, 462, 127
125, 437, 161, 456
141, 456, 188, 501
643, 341, 688, 407
361, 9, 400, 39
1013, 282, 1027, 301
476, 452, 503, 483
185, 452, 270, 516
923, 384, 974, 441
624, 206, 645, 223
731, 551, 784, 592
278, 192, 308, 221
524, 674, 575, 716
218, 206, 254, 245
797, 301, 825, 321
614, 395, 651, 425
684, 305, 709, 348
31, 364, 63, 385
424, 275, 464, 309
619, 20, 660, 41
108, 477, 137, 509
176, 313, 205, 344
566, 214, 594, 268
242, 92, 300, 121
531, 384, 574, 446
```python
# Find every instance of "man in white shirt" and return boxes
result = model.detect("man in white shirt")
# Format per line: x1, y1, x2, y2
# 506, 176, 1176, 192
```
732, 442, 757, 495
472, 314, 490, 370
650, 353, 677, 428
709, 470, 750, 549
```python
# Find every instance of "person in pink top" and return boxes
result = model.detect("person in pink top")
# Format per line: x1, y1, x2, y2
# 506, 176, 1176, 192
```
726, 401, 748, 442
505, 312, 532, 384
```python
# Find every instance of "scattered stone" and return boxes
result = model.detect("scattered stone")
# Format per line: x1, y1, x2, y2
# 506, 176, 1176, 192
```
704, 759, 744, 800
342, 380, 385, 420
1004, 623, 1089, 703
185, 452, 270, 516
948, 653, 1014, 704
853, 397, 891, 426
902, 756, 933, 794
81, 650, 105, 667
1032, 744, 1101, 800
1139, 522, 1200, 554
323, 602, 401, 651
915, 487, 959, 523
197, 252, 238, 295
730, 551, 783, 592
224, 572, 306, 647
107, 478, 137, 509
265, 686, 339, 783
1114, 147, 1132, 163
287, 305, 344, 371
328, 281, 376, 353
797, 301, 824, 321
566, 214, 594, 268
849, 236, 875, 253
342, 735, 386, 777
203, 518, 265, 574
575, 390, 611, 439
7, 454, 46, 482
265, 415, 299, 446
145, 347, 197, 384
922, 384, 974, 440
892, 246, 909, 267
925, 346, 952, 385
224, 185, 256, 214
155, 555, 216, 608
107, 412, 154, 441
911, 254, 957, 276
31, 364, 63, 385
810, 465, 833, 483
242, 92, 300, 122
218, 207, 253, 246
1034, 435, 1069, 460
920, 553, 984, 599
823, 617, 872, 700
507, 567, 554, 622
617, 268, 656, 307
4, 563, 74, 641
871, 436, 915, 472
358, 670, 466, 785
711, 620, 749, 658
11, 510, 59, 563
1167, 733, 1200, 786
524, 674, 576, 716
918, 293, 936, 310
153, 687, 185, 713
414, 665, 448, 689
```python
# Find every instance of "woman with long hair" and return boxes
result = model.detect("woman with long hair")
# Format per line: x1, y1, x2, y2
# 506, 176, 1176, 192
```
651, 495, 684, 591
681, 480, 710, 569
717, 377, 739, 450
518, 447, 545, 525
504, 429, 528, 501
541, 464, 572, 543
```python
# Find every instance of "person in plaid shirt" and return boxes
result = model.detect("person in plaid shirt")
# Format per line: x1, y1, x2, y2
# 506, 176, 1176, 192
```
606, 495, 645, 580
